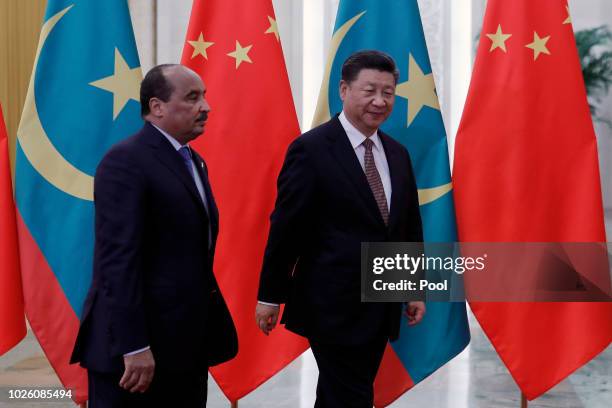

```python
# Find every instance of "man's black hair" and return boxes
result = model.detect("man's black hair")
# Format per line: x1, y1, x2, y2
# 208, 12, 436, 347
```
140, 64, 179, 117
341, 50, 399, 84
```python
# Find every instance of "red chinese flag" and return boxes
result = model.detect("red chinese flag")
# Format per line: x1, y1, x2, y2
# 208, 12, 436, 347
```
0, 103, 26, 356
181, 0, 308, 401
453, 0, 612, 400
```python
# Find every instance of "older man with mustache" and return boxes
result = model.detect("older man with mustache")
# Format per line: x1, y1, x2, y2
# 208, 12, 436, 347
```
71, 64, 237, 408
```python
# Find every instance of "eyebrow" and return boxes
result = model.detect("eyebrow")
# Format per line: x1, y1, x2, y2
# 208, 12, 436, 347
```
362, 82, 394, 87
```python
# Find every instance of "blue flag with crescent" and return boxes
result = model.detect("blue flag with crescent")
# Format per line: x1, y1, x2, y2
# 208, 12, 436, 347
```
14, 0, 142, 401
313, 0, 470, 405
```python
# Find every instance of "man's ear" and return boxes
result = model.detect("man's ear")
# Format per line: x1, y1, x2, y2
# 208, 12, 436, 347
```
149, 97, 163, 117
339, 80, 348, 102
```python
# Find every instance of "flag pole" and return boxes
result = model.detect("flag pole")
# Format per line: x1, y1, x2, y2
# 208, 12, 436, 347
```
521, 393, 528, 408
231, 401, 238, 408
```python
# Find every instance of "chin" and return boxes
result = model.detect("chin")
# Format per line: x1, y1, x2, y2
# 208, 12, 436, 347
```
366, 120, 384, 131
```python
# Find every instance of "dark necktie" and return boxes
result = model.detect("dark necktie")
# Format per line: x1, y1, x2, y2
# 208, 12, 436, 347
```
178, 145, 207, 209
178, 146, 211, 247
362, 138, 389, 225
178, 146, 196, 181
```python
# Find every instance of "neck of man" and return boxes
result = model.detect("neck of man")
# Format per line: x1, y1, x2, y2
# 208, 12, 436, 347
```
146, 117, 188, 145
342, 112, 377, 138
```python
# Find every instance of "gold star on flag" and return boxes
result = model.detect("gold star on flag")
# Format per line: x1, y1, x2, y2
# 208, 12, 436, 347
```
525, 32, 551, 61
486, 24, 512, 53
563, 5, 572, 25
395, 54, 440, 127
265, 16, 280, 42
227, 40, 253, 69
188, 33, 214, 60
89, 48, 141, 120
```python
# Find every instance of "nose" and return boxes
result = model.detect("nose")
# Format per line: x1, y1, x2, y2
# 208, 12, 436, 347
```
201, 97, 211, 113
372, 94, 386, 107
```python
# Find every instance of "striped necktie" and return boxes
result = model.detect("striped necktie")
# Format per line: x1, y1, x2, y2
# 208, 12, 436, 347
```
362, 138, 389, 225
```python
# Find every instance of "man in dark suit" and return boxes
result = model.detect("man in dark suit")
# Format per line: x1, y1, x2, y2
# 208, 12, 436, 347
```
255, 50, 425, 407
71, 64, 237, 407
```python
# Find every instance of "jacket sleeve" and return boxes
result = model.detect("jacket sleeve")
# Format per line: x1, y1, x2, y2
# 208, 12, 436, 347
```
258, 137, 316, 303
94, 147, 148, 357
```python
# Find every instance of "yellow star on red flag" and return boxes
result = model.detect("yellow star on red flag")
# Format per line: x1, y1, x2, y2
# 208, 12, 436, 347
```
227, 40, 253, 69
188, 33, 214, 60
486, 24, 512, 53
265, 16, 280, 42
563, 5, 572, 25
525, 32, 551, 61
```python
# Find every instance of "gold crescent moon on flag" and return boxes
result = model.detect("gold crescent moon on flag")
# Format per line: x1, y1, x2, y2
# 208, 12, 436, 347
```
418, 182, 453, 206
311, 11, 366, 127
17, 5, 95, 202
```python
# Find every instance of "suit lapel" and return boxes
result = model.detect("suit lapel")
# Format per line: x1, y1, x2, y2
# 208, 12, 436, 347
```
144, 123, 208, 215
326, 117, 386, 226
380, 132, 404, 229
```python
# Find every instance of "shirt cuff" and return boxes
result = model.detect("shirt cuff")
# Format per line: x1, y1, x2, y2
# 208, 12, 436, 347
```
258, 301, 280, 307
123, 346, 150, 357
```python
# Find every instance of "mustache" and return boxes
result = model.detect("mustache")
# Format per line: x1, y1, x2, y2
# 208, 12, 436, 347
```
197, 112, 208, 122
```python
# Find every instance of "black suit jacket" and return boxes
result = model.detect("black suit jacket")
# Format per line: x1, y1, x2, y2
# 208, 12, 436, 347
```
71, 122, 237, 373
258, 116, 423, 345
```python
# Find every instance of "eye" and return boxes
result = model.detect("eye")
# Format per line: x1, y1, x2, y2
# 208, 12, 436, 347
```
186, 92, 200, 101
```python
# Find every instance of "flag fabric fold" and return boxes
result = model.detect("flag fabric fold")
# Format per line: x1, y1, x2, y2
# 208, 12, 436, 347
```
453, 0, 612, 399
180, 0, 308, 401
15, 0, 143, 402
313, 1, 470, 406
0, 103, 26, 357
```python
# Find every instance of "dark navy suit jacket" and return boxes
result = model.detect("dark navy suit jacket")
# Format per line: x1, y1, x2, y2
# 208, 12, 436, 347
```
71, 122, 237, 373
258, 116, 423, 345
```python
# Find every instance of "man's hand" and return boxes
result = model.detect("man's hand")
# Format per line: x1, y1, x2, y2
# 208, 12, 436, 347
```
255, 303, 280, 335
120, 349, 155, 393
405, 301, 426, 326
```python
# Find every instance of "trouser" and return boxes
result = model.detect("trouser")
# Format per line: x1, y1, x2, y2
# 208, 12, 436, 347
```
309, 336, 388, 408
87, 369, 207, 408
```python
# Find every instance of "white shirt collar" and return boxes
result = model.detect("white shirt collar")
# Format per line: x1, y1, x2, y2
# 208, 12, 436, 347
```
338, 111, 383, 151
151, 123, 188, 152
